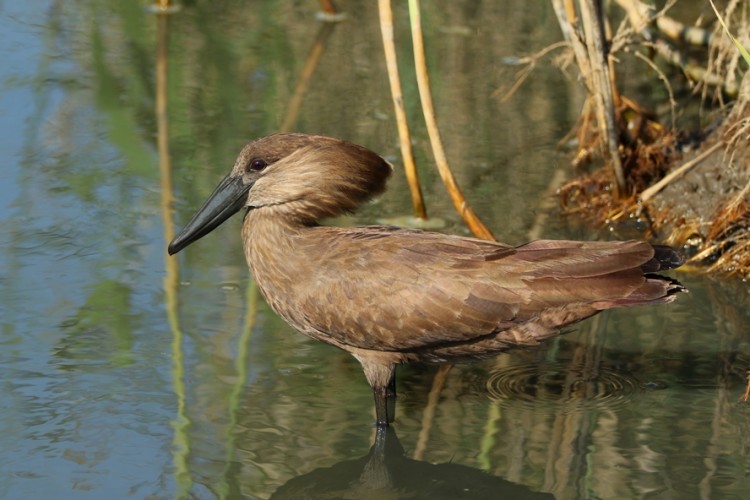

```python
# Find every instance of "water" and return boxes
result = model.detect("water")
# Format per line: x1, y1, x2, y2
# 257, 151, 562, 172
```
1, 1, 749, 499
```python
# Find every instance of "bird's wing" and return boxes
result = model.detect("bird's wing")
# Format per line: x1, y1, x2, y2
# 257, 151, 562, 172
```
293, 227, 662, 352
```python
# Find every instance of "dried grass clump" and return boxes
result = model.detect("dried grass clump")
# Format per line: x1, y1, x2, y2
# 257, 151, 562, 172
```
554, 0, 750, 278
559, 99, 680, 226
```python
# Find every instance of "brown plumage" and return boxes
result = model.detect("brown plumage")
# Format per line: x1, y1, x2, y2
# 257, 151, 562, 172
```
168, 133, 685, 426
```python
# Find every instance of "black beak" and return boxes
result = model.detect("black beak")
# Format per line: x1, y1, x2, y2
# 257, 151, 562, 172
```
168, 174, 251, 255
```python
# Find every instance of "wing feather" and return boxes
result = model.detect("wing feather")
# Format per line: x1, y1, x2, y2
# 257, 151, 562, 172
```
281, 226, 678, 352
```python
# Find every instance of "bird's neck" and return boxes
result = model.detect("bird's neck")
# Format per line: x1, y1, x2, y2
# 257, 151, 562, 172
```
240, 208, 318, 303
242, 207, 306, 254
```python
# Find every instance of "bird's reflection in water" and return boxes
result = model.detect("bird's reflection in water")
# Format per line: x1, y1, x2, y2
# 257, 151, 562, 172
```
271, 427, 554, 499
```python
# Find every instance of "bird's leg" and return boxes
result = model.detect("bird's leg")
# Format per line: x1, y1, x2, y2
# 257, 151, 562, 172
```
356, 356, 397, 427
374, 385, 390, 427
386, 369, 397, 424
373, 369, 397, 426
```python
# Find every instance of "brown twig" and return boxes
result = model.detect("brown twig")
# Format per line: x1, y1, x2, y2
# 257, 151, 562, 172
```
639, 142, 724, 204
378, 0, 427, 220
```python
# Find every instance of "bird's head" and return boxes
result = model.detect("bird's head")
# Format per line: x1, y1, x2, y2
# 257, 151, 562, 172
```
168, 133, 393, 255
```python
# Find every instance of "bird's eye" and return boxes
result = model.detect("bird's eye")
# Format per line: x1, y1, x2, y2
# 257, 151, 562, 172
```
248, 158, 267, 172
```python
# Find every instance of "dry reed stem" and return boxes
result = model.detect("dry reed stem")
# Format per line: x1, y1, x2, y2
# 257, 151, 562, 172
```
725, 179, 750, 222
700, 0, 744, 100
552, 0, 592, 92
553, 0, 626, 194
579, 0, 626, 197
707, 239, 750, 274
408, 0, 495, 241
614, 0, 653, 34
687, 243, 723, 265
378, 0, 427, 220
724, 168, 750, 219
563, 0, 577, 25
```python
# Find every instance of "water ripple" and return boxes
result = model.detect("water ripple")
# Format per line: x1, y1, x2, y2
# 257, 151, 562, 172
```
484, 362, 655, 409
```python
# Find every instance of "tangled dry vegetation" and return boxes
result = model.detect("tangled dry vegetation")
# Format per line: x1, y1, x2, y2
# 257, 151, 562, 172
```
550, 0, 750, 278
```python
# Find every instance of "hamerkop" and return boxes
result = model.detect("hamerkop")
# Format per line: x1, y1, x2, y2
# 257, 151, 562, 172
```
168, 133, 684, 426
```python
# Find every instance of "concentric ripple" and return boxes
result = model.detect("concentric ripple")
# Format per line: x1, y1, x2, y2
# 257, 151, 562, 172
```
484, 362, 654, 409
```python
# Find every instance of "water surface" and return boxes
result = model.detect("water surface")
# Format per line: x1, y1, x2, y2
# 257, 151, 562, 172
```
1, 1, 749, 499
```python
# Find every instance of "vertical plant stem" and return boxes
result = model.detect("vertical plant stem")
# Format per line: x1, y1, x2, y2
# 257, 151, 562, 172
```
563, 0, 578, 24
378, 0, 427, 219
579, 0, 626, 196
553, 0, 592, 90
155, 10, 192, 498
407, 0, 495, 240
